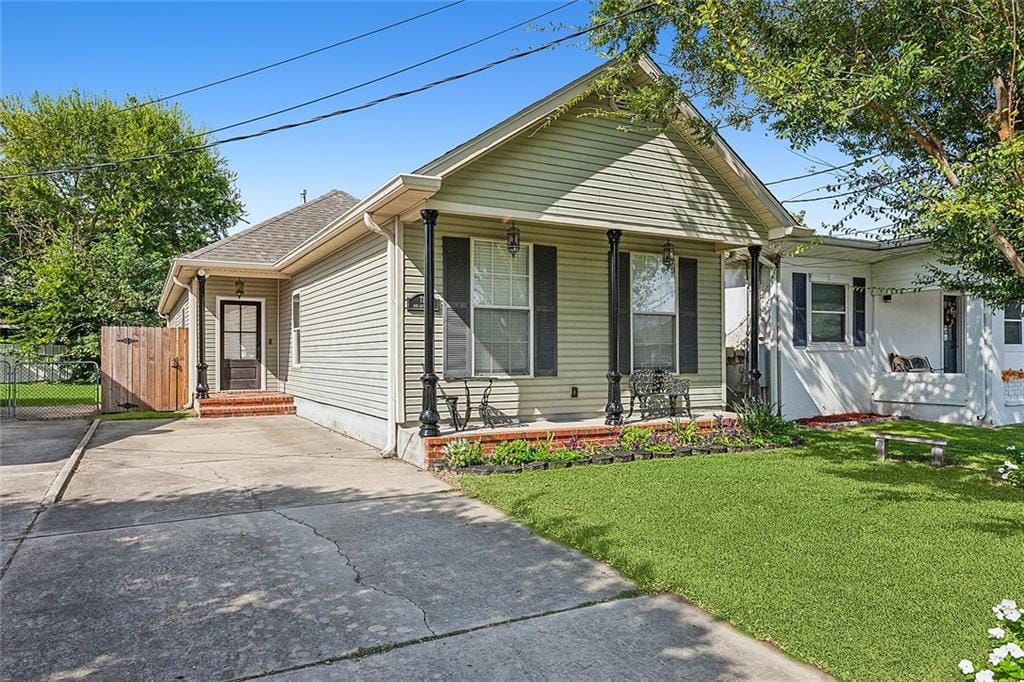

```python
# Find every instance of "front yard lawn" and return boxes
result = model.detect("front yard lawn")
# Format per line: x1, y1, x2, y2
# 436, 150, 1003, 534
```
461, 422, 1024, 681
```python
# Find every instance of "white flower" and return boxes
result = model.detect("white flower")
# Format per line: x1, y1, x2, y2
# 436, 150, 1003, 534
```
989, 627, 1006, 639
958, 659, 975, 674
1009, 445, 1018, 451
1008, 642, 1024, 659
977, 671, 995, 682
1000, 599, 1018, 610
1006, 608, 1021, 622
989, 645, 1009, 666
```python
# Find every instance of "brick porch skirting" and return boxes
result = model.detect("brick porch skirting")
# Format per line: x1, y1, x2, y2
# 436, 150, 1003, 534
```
422, 415, 733, 466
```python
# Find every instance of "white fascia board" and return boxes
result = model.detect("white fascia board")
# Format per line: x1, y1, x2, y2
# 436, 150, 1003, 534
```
275, 173, 441, 272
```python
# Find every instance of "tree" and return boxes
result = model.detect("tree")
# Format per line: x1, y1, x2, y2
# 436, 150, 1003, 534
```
589, 0, 1024, 304
0, 92, 244, 360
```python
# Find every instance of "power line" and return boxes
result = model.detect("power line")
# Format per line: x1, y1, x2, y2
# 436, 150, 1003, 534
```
783, 177, 899, 203
764, 155, 880, 186
1, 4, 656, 181
203, 0, 580, 138
117, 0, 466, 113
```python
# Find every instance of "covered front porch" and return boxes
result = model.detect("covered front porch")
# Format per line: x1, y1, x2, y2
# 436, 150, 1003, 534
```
870, 287, 984, 420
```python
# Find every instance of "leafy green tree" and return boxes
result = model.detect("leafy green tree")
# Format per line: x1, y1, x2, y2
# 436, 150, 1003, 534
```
590, 0, 1024, 303
1, 91, 243, 360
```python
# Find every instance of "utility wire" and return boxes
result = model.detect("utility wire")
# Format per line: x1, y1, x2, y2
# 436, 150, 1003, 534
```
203, 0, 579, 138
764, 154, 880, 186
117, 0, 466, 113
1, 4, 656, 181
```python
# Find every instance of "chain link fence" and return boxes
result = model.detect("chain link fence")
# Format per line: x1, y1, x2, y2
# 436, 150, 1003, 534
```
0, 360, 100, 420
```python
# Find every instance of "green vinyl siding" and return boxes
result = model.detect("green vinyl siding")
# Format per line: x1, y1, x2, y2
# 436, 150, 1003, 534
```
432, 98, 769, 244
402, 216, 725, 423
279, 231, 390, 419
167, 294, 188, 329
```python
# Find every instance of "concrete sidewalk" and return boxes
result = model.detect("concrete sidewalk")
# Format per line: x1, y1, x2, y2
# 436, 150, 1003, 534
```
0, 416, 829, 681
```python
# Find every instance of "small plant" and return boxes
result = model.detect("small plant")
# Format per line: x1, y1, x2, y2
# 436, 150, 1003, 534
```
670, 418, 702, 444
443, 439, 484, 468
530, 435, 556, 462
957, 598, 1022, 681
998, 446, 1023, 488
735, 397, 794, 438
620, 425, 655, 452
550, 447, 589, 462
490, 439, 534, 466
649, 441, 675, 454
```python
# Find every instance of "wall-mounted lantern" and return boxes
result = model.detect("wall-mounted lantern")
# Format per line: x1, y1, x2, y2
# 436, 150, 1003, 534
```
506, 222, 521, 258
661, 240, 675, 268
234, 278, 245, 297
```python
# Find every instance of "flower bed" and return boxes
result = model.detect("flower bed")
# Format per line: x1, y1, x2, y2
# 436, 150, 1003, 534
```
795, 412, 895, 429
435, 415, 800, 475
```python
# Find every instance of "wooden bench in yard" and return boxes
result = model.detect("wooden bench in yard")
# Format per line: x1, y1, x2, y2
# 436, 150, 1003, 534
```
872, 432, 949, 467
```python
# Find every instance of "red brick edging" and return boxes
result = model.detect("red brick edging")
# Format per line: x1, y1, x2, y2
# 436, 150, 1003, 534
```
422, 415, 734, 465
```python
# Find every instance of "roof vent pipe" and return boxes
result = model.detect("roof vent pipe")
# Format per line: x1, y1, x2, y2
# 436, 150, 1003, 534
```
300, 189, 307, 204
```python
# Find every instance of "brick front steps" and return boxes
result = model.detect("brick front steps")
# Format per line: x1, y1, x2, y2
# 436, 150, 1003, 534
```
422, 414, 733, 467
197, 392, 296, 418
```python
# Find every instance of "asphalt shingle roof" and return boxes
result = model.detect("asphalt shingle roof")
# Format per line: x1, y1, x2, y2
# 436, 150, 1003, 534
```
183, 189, 359, 264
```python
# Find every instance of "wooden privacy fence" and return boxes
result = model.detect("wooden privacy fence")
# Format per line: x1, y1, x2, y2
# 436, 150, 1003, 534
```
101, 326, 189, 412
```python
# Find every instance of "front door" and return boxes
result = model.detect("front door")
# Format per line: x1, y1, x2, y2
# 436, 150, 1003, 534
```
942, 295, 961, 373
220, 301, 262, 390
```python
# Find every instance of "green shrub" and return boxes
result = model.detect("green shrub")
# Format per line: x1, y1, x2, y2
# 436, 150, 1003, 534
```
649, 442, 675, 454
735, 397, 794, 438
490, 439, 534, 466
620, 425, 655, 451
670, 418, 702, 444
998, 446, 1023, 488
529, 435, 556, 462
443, 439, 484, 468
550, 447, 589, 462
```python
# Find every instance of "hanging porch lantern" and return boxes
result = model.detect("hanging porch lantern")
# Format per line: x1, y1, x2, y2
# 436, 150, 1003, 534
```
661, 240, 675, 268
506, 222, 521, 258
234, 278, 245, 297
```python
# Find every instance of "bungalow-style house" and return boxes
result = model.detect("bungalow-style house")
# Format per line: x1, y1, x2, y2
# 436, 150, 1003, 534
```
724, 234, 1024, 426
158, 56, 797, 466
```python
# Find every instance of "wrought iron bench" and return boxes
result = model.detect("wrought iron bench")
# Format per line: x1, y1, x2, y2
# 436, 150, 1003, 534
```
627, 368, 692, 420
438, 379, 514, 431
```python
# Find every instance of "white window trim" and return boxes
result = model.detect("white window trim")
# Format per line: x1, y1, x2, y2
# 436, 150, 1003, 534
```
468, 238, 534, 379
629, 251, 679, 373
808, 281, 851, 346
291, 291, 302, 368
1005, 303, 1023, 346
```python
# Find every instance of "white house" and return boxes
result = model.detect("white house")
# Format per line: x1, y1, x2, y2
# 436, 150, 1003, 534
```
725, 234, 1024, 426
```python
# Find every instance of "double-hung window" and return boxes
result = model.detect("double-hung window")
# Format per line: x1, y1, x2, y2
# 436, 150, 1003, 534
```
1006, 304, 1023, 345
632, 253, 676, 371
471, 240, 531, 376
810, 283, 847, 343
291, 292, 301, 366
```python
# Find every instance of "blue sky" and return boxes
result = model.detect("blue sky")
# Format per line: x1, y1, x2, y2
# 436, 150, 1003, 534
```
2, 1, 869, 235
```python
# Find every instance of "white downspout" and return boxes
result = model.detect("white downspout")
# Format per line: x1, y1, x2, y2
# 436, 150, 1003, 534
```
370, 212, 400, 456
772, 256, 783, 414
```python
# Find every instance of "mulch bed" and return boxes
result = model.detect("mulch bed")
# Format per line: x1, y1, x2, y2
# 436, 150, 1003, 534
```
796, 412, 895, 429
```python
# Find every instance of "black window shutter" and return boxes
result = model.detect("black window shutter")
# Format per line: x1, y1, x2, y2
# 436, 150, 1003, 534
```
852, 276, 867, 347
442, 237, 471, 378
793, 272, 808, 347
616, 251, 631, 373
678, 257, 699, 373
533, 245, 558, 376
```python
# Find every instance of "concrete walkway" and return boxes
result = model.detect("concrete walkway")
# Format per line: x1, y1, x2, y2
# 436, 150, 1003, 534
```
0, 416, 828, 681
0, 419, 91, 567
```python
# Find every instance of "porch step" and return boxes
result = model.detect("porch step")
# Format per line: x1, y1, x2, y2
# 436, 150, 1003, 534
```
197, 392, 295, 418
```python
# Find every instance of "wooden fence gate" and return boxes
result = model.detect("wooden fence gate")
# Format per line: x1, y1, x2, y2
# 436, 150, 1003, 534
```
101, 326, 189, 413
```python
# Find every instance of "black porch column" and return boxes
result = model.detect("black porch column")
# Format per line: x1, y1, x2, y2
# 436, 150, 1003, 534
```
605, 229, 624, 425
419, 209, 440, 437
195, 270, 210, 399
748, 244, 763, 397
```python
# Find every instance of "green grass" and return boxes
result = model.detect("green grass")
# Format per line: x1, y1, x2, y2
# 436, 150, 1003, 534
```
97, 410, 192, 421
461, 422, 1024, 681
3, 382, 99, 406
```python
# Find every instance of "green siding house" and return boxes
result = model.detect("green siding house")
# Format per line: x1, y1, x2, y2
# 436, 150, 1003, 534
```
158, 56, 795, 467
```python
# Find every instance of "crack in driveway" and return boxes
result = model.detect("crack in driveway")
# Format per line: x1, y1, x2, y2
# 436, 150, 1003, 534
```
270, 508, 437, 638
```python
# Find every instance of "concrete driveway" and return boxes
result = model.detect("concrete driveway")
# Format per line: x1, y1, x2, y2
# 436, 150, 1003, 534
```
0, 419, 91, 567
0, 416, 827, 681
